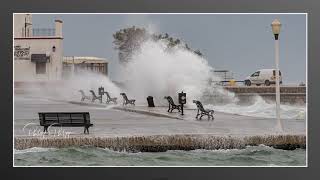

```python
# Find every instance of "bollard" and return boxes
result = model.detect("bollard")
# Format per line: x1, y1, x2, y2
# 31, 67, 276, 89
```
147, 96, 155, 107
178, 91, 186, 115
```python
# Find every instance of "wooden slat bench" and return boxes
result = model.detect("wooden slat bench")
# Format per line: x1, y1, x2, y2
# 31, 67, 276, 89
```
38, 112, 93, 134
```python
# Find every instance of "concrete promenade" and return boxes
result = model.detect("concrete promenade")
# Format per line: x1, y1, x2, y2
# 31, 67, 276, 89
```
14, 95, 306, 151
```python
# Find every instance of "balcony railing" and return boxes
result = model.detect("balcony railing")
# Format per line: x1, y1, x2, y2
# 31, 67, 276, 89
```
32, 28, 55, 37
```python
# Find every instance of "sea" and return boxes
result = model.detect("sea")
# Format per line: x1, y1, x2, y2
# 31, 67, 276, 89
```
14, 145, 306, 166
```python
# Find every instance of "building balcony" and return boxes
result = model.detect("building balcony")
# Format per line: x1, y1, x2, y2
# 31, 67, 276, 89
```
32, 28, 56, 37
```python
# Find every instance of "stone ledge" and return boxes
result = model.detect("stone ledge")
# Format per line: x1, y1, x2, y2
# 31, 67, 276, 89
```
14, 134, 306, 151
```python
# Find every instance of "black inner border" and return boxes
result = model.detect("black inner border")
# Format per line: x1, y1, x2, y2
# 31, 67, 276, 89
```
1, 0, 319, 180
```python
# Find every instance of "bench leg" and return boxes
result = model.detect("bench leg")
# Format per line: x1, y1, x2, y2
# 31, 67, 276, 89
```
200, 113, 204, 119
43, 126, 48, 133
209, 111, 214, 120
195, 114, 198, 119
195, 109, 199, 119
84, 126, 89, 134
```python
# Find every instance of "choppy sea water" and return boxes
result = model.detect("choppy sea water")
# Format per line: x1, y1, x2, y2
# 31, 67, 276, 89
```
208, 96, 306, 120
14, 145, 306, 166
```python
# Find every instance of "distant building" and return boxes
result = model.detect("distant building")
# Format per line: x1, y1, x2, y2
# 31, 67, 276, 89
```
62, 56, 108, 79
210, 69, 236, 86
212, 70, 234, 81
14, 14, 63, 82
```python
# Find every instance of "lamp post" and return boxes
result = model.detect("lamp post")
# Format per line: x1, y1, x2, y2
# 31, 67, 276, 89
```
271, 19, 283, 132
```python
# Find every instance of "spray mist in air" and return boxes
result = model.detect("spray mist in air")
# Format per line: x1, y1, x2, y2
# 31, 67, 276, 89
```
117, 39, 236, 106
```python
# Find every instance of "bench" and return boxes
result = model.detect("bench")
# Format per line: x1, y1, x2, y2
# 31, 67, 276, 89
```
120, 93, 135, 106
79, 90, 92, 102
105, 92, 117, 104
192, 100, 214, 120
89, 90, 102, 103
164, 96, 181, 112
39, 112, 93, 134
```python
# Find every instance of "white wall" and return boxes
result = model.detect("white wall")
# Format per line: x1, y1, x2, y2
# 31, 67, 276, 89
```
14, 38, 63, 82
14, 14, 64, 82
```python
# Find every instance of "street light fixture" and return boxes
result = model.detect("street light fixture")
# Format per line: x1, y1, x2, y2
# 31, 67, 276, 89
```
271, 19, 283, 132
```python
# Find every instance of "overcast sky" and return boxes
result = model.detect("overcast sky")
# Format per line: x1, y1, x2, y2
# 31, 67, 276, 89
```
32, 14, 306, 84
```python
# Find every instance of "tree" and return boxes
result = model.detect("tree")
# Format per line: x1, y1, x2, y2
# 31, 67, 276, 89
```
113, 26, 149, 63
113, 26, 204, 63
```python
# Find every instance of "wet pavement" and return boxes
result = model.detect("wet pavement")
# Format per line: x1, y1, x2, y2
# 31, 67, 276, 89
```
14, 95, 306, 138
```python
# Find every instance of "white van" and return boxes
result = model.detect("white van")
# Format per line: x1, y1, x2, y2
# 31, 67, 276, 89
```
244, 69, 282, 86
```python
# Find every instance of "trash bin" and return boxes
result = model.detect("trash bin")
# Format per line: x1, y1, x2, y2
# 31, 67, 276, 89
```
147, 96, 155, 107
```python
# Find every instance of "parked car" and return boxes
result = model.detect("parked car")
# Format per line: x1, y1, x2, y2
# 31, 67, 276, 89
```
244, 69, 282, 86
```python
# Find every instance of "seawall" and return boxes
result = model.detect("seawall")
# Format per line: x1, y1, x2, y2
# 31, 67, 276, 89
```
224, 86, 306, 104
15, 134, 306, 152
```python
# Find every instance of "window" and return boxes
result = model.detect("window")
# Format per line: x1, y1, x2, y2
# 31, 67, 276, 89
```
251, 71, 260, 77
36, 62, 46, 74
273, 70, 282, 76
